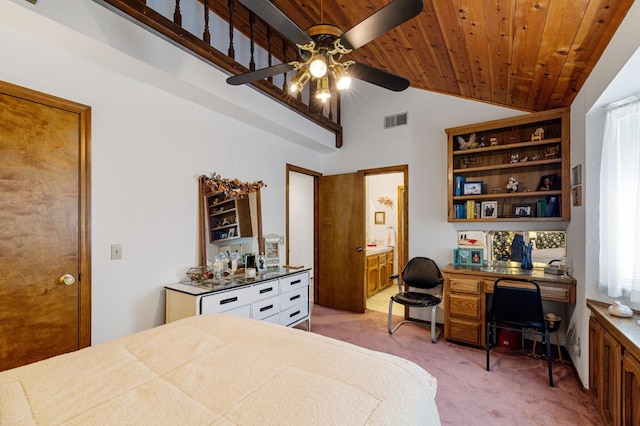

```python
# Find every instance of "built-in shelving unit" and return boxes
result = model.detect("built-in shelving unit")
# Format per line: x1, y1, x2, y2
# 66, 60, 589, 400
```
446, 107, 570, 222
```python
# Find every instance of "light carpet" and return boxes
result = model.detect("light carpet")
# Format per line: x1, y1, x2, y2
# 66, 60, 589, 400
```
306, 305, 603, 426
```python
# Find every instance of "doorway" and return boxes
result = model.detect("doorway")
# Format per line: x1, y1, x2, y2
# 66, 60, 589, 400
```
364, 171, 406, 314
286, 164, 408, 314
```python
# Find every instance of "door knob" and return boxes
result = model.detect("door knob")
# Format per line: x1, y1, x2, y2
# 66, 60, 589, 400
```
356, 247, 364, 252
59, 274, 76, 285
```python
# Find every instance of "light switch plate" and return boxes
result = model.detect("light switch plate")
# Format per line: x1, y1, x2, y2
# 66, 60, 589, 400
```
111, 244, 122, 260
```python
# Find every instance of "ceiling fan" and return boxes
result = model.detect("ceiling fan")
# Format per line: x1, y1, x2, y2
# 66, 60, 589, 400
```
226, 0, 424, 101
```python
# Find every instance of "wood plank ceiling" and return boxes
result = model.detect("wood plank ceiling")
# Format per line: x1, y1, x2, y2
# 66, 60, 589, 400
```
267, 0, 635, 112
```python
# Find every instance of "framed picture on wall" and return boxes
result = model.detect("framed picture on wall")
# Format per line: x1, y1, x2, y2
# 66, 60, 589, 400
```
374, 211, 385, 225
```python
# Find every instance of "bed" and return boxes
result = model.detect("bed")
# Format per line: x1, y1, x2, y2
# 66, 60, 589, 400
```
0, 314, 440, 425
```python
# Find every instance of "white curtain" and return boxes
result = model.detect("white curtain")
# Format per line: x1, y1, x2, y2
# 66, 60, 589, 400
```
599, 95, 640, 302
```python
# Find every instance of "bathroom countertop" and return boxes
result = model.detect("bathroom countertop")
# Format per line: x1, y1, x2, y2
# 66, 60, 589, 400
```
365, 246, 393, 256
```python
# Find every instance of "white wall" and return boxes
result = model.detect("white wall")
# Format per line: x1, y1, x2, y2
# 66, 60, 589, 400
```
330, 85, 527, 267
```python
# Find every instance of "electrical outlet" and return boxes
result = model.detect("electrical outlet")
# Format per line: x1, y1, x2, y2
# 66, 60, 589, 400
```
111, 244, 122, 260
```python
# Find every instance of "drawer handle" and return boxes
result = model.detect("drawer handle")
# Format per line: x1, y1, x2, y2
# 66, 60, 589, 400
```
259, 304, 274, 312
220, 297, 238, 305
289, 310, 300, 318
289, 294, 301, 301
290, 279, 301, 285
259, 287, 273, 294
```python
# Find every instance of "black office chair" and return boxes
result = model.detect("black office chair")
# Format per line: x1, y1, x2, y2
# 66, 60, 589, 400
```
388, 257, 443, 343
486, 278, 554, 387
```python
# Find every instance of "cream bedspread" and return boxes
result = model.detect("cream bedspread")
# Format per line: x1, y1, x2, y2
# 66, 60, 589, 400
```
0, 314, 440, 425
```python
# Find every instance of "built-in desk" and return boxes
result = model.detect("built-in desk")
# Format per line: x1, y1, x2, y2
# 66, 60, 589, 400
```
442, 264, 576, 347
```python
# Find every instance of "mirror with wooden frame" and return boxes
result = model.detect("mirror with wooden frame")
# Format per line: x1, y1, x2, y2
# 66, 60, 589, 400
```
198, 176, 264, 266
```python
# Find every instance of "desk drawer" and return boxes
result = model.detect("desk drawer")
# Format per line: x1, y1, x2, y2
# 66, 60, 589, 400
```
447, 317, 483, 346
448, 293, 482, 320
483, 280, 571, 303
448, 278, 482, 294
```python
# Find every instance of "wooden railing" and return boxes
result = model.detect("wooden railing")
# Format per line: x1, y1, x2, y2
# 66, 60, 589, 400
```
98, 0, 342, 147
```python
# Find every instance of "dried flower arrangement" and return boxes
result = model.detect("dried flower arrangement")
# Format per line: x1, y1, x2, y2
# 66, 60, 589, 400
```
200, 173, 266, 197
377, 196, 394, 209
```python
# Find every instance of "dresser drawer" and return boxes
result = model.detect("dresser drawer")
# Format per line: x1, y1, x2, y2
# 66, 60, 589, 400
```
201, 286, 253, 314
252, 296, 280, 320
448, 293, 482, 320
280, 272, 309, 294
280, 286, 308, 311
252, 280, 279, 301
448, 277, 482, 294
280, 303, 309, 326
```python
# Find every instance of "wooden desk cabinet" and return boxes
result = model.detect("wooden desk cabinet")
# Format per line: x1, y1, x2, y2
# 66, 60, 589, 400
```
587, 300, 640, 426
443, 264, 576, 347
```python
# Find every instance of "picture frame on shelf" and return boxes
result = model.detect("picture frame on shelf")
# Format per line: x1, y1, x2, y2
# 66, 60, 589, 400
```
256, 254, 267, 272
374, 211, 385, 225
481, 201, 498, 218
228, 228, 235, 238
470, 249, 484, 266
514, 204, 535, 217
463, 181, 483, 195
453, 248, 471, 266
538, 173, 560, 191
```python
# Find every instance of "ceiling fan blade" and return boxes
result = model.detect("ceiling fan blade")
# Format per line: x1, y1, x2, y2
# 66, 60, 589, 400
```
236, 0, 313, 46
227, 63, 295, 85
349, 62, 410, 91
341, 0, 424, 51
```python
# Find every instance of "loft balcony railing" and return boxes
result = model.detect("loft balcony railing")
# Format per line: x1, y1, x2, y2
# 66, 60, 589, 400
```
96, 0, 343, 147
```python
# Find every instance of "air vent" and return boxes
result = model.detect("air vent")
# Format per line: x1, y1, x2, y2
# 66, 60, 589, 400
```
384, 112, 408, 129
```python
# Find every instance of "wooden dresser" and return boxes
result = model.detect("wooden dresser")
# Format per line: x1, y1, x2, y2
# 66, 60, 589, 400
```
442, 264, 576, 347
587, 300, 640, 426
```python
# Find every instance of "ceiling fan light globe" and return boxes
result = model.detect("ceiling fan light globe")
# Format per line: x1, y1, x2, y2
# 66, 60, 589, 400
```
309, 55, 328, 78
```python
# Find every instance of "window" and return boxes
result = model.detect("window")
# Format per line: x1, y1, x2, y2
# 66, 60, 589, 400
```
599, 95, 640, 302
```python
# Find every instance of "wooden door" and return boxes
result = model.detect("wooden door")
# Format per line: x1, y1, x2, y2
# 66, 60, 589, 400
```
622, 353, 640, 426
317, 171, 366, 312
0, 81, 91, 371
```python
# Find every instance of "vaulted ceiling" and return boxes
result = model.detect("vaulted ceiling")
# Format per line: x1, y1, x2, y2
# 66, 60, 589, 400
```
268, 0, 635, 112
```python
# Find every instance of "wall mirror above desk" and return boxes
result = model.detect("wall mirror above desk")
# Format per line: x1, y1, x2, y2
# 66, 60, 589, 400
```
458, 229, 567, 269
487, 230, 566, 268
